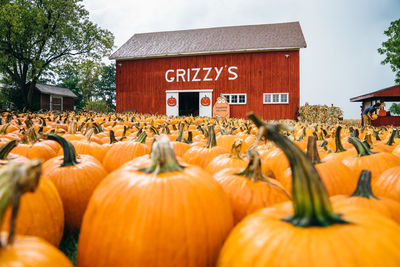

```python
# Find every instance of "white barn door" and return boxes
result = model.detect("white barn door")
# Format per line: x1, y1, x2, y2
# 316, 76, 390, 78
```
166, 91, 178, 116
199, 91, 212, 117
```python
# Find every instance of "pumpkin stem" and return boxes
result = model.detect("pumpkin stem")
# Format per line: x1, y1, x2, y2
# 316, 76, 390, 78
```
150, 125, 160, 136
0, 124, 10, 135
175, 123, 185, 142
363, 133, 373, 148
306, 136, 321, 164
84, 127, 95, 142
334, 126, 346, 153
385, 129, 397, 146
374, 130, 381, 141
348, 137, 375, 157
109, 130, 118, 144
46, 133, 80, 167
248, 112, 348, 227
0, 160, 42, 247
139, 135, 184, 175
204, 125, 217, 148
184, 131, 193, 144
0, 140, 18, 160
236, 149, 271, 183
135, 131, 147, 144
229, 139, 243, 159
350, 170, 378, 199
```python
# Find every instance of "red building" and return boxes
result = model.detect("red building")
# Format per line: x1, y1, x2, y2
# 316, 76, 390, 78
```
350, 85, 400, 126
110, 22, 307, 119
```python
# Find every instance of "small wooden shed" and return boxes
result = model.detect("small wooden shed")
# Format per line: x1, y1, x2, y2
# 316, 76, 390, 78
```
34, 83, 76, 111
350, 85, 400, 126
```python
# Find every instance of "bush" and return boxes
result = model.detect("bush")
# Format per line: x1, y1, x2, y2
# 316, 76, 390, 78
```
83, 100, 111, 113
389, 103, 400, 115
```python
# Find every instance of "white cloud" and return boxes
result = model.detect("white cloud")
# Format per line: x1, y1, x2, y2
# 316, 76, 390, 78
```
83, 0, 400, 118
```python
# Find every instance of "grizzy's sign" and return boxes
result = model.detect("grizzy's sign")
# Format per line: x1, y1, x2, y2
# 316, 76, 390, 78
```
165, 66, 238, 82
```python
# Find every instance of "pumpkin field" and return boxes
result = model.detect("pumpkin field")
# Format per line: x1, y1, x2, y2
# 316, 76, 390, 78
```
0, 111, 400, 266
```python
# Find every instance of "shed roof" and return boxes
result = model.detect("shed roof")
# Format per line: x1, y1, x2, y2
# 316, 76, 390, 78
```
350, 85, 400, 102
36, 83, 77, 98
110, 22, 307, 60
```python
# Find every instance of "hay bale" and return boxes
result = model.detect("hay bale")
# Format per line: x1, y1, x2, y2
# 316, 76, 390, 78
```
298, 103, 343, 124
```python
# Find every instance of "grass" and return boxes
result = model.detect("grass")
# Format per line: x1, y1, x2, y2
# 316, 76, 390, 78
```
59, 231, 79, 266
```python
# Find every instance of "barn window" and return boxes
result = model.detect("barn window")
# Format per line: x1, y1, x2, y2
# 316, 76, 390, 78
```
263, 93, 289, 104
222, 94, 247, 105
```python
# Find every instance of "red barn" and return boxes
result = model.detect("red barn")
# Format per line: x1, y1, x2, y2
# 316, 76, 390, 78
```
110, 22, 307, 119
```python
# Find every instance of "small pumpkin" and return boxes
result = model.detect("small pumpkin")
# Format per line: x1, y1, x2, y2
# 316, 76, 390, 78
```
213, 149, 290, 224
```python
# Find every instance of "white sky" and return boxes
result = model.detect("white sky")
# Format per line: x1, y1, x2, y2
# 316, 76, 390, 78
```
82, 0, 400, 119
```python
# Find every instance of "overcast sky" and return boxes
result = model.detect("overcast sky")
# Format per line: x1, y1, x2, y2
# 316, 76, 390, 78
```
83, 0, 400, 119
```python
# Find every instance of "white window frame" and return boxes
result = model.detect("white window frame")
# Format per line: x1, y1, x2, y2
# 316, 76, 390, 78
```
222, 93, 247, 105
263, 93, 289, 104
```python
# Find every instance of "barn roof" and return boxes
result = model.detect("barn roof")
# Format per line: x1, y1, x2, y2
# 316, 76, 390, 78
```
110, 22, 307, 60
350, 85, 400, 102
36, 83, 77, 98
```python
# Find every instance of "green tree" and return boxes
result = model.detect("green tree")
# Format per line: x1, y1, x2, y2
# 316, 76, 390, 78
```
390, 103, 400, 115
56, 65, 83, 109
95, 64, 116, 110
378, 19, 400, 84
0, 0, 114, 110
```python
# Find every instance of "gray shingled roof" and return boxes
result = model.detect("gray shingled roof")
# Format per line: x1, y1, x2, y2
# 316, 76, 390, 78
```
110, 22, 307, 60
36, 83, 77, 98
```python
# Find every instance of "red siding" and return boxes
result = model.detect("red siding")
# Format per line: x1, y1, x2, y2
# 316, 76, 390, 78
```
116, 51, 300, 120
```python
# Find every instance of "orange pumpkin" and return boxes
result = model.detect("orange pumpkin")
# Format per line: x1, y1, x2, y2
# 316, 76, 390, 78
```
78, 136, 233, 267
217, 115, 400, 267
372, 166, 400, 203
342, 137, 400, 181
43, 134, 107, 232
183, 125, 229, 169
206, 138, 248, 174
102, 131, 150, 172
213, 149, 290, 224
0, 160, 72, 266
331, 170, 400, 223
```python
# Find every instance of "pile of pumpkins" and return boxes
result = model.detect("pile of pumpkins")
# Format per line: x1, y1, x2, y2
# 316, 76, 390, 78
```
0, 111, 399, 266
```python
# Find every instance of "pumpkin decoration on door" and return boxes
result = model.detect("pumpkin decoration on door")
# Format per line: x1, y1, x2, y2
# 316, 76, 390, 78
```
167, 96, 177, 107
201, 96, 211, 106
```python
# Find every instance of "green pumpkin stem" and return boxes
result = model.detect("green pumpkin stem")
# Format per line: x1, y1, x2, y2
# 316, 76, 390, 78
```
204, 125, 217, 148
236, 150, 269, 183
350, 170, 378, 199
0, 160, 42, 247
46, 133, 80, 167
248, 112, 347, 227
374, 130, 381, 141
0, 140, 18, 160
135, 131, 147, 144
334, 126, 346, 153
139, 135, 184, 175
348, 137, 375, 157
184, 131, 193, 144
306, 136, 321, 164
385, 129, 397, 146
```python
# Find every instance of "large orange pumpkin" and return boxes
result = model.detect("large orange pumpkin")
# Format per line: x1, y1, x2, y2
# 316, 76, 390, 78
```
372, 166, 400, 202
78, 136, 233, 267
42, 134, 107, 232
217, 115, 400, 267
0, 160, 72, 266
